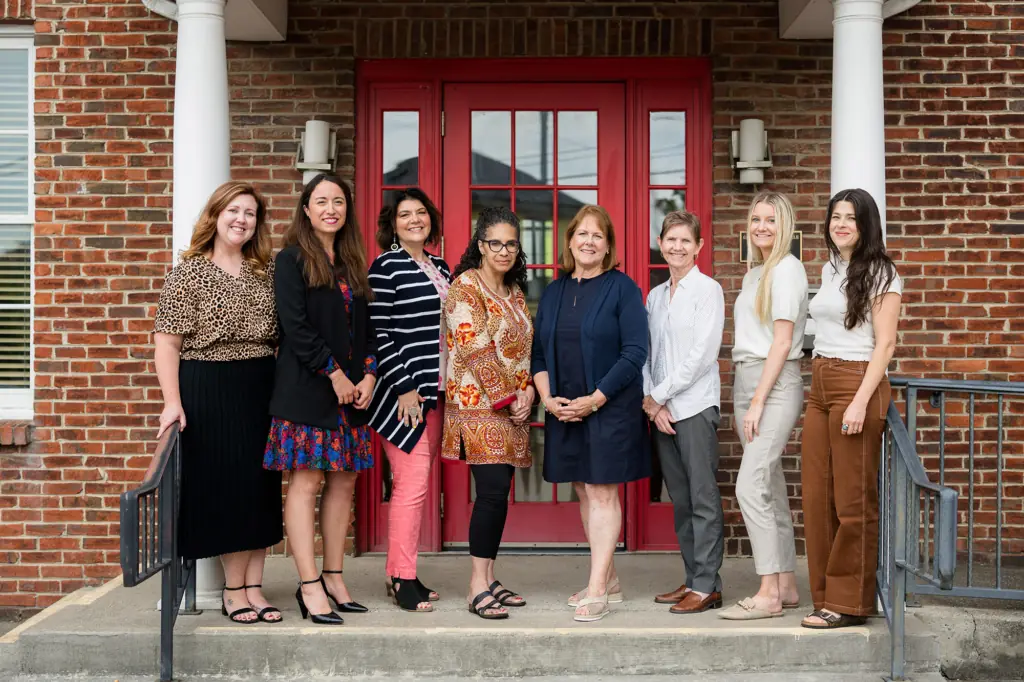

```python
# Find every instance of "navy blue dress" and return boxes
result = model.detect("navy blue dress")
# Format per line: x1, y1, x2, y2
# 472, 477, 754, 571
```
547, 274, 603, 483
532, 270, 651, 485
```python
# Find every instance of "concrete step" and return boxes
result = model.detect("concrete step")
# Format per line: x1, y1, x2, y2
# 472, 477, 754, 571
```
0, 556, 940, 679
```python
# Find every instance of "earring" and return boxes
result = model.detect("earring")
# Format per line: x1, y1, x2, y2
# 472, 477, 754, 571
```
390, 234, 400, 252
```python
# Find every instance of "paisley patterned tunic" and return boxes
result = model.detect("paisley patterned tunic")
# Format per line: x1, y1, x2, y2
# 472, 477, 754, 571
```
441, 269, 534, 467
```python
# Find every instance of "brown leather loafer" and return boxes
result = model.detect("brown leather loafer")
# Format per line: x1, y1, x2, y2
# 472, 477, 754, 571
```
654, 584, 690, 604
669, 590, 723, 614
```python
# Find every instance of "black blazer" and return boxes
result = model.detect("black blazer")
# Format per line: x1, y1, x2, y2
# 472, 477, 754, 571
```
268, 244, 375, 430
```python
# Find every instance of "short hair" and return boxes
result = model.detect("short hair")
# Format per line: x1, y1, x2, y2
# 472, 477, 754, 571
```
660, 210, 701, 243
560, 204, 619, 275
376, 187, 442, 251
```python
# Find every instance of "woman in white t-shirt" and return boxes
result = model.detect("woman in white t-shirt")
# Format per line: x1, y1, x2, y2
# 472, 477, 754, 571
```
800, 188, 902, 630
719, 192, 808, 621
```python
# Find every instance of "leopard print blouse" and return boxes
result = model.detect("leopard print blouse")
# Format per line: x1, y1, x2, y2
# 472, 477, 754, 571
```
154, 255, 278, 361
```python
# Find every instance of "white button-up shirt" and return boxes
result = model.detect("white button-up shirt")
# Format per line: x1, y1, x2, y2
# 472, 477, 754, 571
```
643, 266, 725, 423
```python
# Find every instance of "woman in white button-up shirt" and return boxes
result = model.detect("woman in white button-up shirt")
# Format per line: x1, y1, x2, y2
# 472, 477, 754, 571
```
643, 211, 726, 615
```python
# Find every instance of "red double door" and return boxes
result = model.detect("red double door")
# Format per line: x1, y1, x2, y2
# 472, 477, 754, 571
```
357, 61, 712, 552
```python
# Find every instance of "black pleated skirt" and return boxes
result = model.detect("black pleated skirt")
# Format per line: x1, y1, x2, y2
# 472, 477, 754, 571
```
178, 355, 283, 560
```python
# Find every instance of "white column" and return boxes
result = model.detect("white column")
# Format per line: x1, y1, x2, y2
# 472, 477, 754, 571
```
172, 0, 231, 259
172, 0, 230, 608
831, 0, 887, 235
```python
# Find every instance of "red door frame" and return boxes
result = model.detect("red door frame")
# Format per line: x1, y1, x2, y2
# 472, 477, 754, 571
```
440, 81, 628, 548
355, 58, 713, 553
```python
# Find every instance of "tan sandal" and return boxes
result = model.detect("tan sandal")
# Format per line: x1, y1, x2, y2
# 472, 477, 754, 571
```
573, 593, 610, 622
568, 578, 623, 607
718, 597, 784, 621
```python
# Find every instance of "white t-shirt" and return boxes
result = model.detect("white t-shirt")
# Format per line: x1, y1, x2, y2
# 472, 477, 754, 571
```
810, 258, 902, 362
732, 254, 808, 364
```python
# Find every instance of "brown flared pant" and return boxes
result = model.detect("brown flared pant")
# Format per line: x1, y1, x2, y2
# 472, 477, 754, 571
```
801, 357, 891, 616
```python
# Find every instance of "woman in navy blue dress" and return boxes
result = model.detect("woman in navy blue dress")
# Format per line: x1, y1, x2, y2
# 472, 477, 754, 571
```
531, 205, 649, 622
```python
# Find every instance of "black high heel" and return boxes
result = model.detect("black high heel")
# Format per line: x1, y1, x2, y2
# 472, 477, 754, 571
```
295, 578, 344, 625
320, 569, 368, 614
389, 576, 433, 613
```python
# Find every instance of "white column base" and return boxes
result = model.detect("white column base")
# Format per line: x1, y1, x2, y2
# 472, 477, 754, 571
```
195, 557, 225, 610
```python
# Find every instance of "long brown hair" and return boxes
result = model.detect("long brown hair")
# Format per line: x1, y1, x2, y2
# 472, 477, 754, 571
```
180, 181, 272, 278
284, 173, 372, 298
560, 204, 619, 275
824, 188, 896, 330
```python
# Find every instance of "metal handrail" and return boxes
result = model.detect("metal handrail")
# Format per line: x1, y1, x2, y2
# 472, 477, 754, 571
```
890, 376, 1024, 600
119, 423, 197, 682
878, 400, 958, 681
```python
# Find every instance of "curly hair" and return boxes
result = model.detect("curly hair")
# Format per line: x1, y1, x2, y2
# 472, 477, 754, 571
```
452, 206, 528, 291
825, 188, 897, 330
180, 181, 272, 279
376, 187, 442, 251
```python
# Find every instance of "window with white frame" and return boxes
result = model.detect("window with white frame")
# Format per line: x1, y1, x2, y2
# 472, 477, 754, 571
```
0, 28, 33, 419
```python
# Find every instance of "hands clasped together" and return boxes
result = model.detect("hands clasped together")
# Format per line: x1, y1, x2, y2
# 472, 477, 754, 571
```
331, 369, 376, 411
643, 395, 675, 436
542, 390, 607, 423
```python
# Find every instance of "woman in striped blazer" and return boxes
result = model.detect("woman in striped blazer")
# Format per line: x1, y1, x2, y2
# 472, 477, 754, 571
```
367, 188, 451, 613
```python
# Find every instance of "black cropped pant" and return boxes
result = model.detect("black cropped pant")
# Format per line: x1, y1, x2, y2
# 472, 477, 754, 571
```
469, 463, 514, 559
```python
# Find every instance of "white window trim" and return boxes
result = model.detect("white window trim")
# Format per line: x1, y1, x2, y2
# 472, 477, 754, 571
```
0, 26, 34, 420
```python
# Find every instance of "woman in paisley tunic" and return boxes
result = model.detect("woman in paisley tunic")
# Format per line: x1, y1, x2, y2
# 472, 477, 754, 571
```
443, 207, 535, 620
154, 180, 283, 624
263, 174, 376, 626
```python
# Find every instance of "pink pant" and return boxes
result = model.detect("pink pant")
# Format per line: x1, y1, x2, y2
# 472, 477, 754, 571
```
383, 403, 443, 579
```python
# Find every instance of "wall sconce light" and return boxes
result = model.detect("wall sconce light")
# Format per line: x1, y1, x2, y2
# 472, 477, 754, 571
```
296, 119, 337, 184
730, 118, 773, 185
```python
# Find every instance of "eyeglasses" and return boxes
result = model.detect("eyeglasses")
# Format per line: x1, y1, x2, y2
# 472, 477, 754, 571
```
482, 239, 521, 254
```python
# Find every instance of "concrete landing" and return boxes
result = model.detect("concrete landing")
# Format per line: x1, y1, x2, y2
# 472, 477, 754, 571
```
0, 556, 940, 679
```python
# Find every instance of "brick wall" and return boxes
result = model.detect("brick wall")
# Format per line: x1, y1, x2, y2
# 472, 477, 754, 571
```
0, 0, 1021, 610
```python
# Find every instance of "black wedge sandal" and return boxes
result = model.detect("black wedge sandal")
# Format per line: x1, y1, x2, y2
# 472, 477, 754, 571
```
468, 591, 509, 620
320, 570, 368, 613
488, 580, 526, 607
386, 575, 439, 602
295, 578, 344, 625
242, 583, 282, 623
221, 585, 258, 624
389, 577, 433, 613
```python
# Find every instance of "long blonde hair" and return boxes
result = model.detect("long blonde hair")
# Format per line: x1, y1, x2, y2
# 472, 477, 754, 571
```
180, 181, 272, 278
746, 191, 796, 325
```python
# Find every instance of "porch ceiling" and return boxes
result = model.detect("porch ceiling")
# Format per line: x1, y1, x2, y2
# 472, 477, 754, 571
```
780, 0, 923, 40
225, 0, 287, 41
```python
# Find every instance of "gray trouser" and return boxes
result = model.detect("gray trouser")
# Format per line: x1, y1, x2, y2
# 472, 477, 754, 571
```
654, 406, 724, 594
733, 359, 803, 575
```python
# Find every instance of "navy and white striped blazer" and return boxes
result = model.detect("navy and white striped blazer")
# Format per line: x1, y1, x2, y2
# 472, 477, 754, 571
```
367, 248, 451, 452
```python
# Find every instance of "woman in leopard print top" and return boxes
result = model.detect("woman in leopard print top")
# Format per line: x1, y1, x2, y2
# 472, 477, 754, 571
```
154, 180, 284, 625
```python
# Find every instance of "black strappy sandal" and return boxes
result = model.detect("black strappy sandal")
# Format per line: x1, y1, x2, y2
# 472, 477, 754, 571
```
242, 584, 281, 623
801, 608, 867, 630
390, 577, 433, 613
221, 585, 258, 624
320, 570, 368, 613
488, 580, 526, 607
468, 590, 509, 620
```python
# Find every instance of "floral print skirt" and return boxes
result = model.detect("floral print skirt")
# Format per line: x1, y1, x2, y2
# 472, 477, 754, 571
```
263, 406, 374, 472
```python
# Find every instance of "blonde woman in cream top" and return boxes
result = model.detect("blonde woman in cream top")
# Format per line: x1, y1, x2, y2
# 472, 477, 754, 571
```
720, 192, 808, 622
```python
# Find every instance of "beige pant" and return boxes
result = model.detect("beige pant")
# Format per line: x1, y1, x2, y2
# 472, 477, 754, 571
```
732, 359, 804, 575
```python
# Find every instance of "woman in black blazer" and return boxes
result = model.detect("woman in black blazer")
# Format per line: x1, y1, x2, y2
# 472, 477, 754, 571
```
264, 173, 376, 626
